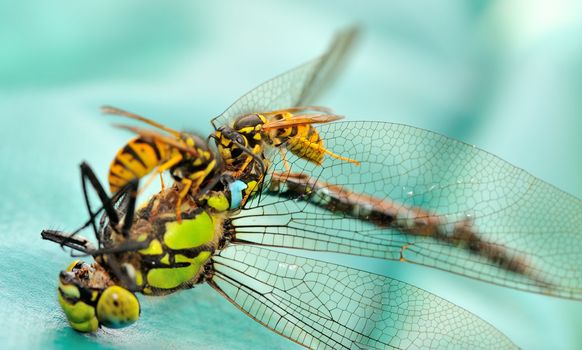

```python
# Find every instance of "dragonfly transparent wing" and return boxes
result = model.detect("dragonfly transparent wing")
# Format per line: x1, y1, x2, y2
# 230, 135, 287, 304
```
232, 121, 582, 300
210, 244, 516, 350
211, 27, 357, 129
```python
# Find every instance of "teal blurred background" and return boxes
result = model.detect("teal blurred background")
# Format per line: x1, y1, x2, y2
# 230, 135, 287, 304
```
1, 1, 581, 349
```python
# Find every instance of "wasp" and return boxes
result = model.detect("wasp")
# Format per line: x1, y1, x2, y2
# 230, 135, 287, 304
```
102, 106, 222, 221
213, 107, 360, 177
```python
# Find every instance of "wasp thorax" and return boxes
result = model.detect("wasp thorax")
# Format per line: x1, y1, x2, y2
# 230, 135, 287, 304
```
179, 132, 207, 150
233, 114, 263, 130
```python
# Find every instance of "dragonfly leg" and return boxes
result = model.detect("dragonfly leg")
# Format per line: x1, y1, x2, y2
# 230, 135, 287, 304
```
80, 162, 119, 244
41, 229, 95, 254
121, 179, 139, 237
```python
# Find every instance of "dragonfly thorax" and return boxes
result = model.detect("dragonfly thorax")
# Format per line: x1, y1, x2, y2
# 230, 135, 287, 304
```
107, 187, 230, 296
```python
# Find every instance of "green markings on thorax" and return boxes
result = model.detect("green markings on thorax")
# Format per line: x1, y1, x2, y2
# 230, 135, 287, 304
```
139, 209, 217, 293
146, 251, 211, 290
164, 211, 214, 249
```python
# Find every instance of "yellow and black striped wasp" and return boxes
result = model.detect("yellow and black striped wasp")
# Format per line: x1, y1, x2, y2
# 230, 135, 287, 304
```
102, 106, 222, 221
102, 106, 272, 219
213, 107, 360, 176
211, 27, 360, 180
208, 28, 363, 209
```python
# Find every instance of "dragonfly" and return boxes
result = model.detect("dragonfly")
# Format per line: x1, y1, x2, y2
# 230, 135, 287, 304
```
42, 162, 515, 349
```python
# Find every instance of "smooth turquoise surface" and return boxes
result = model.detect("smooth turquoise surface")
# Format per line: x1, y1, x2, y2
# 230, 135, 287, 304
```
1, 1, 581, 349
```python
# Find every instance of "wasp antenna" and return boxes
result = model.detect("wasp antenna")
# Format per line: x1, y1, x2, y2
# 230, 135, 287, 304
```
101, 105, 181, 138
113, 124, 200, 157
112, 123, 146, 134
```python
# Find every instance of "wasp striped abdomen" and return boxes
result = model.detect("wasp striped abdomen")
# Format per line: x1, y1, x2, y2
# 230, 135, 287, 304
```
214, 108, 359, 180
108, 137, 172, 194
271, 115, 326, 165
103, 106, 224, 221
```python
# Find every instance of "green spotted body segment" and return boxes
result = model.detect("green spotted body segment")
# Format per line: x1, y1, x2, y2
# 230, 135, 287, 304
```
136, 209, 222, 293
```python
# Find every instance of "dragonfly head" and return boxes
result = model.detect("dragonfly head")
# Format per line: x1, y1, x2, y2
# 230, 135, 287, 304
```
57, 260, 140, 332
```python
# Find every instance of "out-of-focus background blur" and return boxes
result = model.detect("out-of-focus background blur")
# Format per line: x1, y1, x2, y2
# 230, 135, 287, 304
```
0, 1, 580, 349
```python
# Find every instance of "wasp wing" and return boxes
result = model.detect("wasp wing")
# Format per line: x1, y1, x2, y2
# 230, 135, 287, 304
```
261, 114, 344, 131
211, 27, 358, 129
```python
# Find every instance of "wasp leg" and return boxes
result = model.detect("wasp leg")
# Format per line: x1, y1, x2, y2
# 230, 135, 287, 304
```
138, 153, 183, 195
225, 134, 265, 178
175, 178, 193, 223
238, 172, 266, 208
232, 144, 264, 178
183, 158, 217, 198
233, 147, 268, 207
298, 137, 361, 165
233, 156, 253, 177
159, 173, 165, 191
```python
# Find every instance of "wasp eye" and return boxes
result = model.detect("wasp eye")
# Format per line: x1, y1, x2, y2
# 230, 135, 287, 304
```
96, 286, 140, 329
235, 134, 246, 146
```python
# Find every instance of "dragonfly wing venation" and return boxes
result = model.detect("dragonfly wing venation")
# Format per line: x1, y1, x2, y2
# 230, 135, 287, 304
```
211, 27, 358, 129
211, 245, 516, 350
234, 121, 582, 299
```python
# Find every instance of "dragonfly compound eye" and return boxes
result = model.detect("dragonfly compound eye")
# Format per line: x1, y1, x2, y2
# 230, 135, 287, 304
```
57, 269, 100, 333
96, 286, 140, 329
